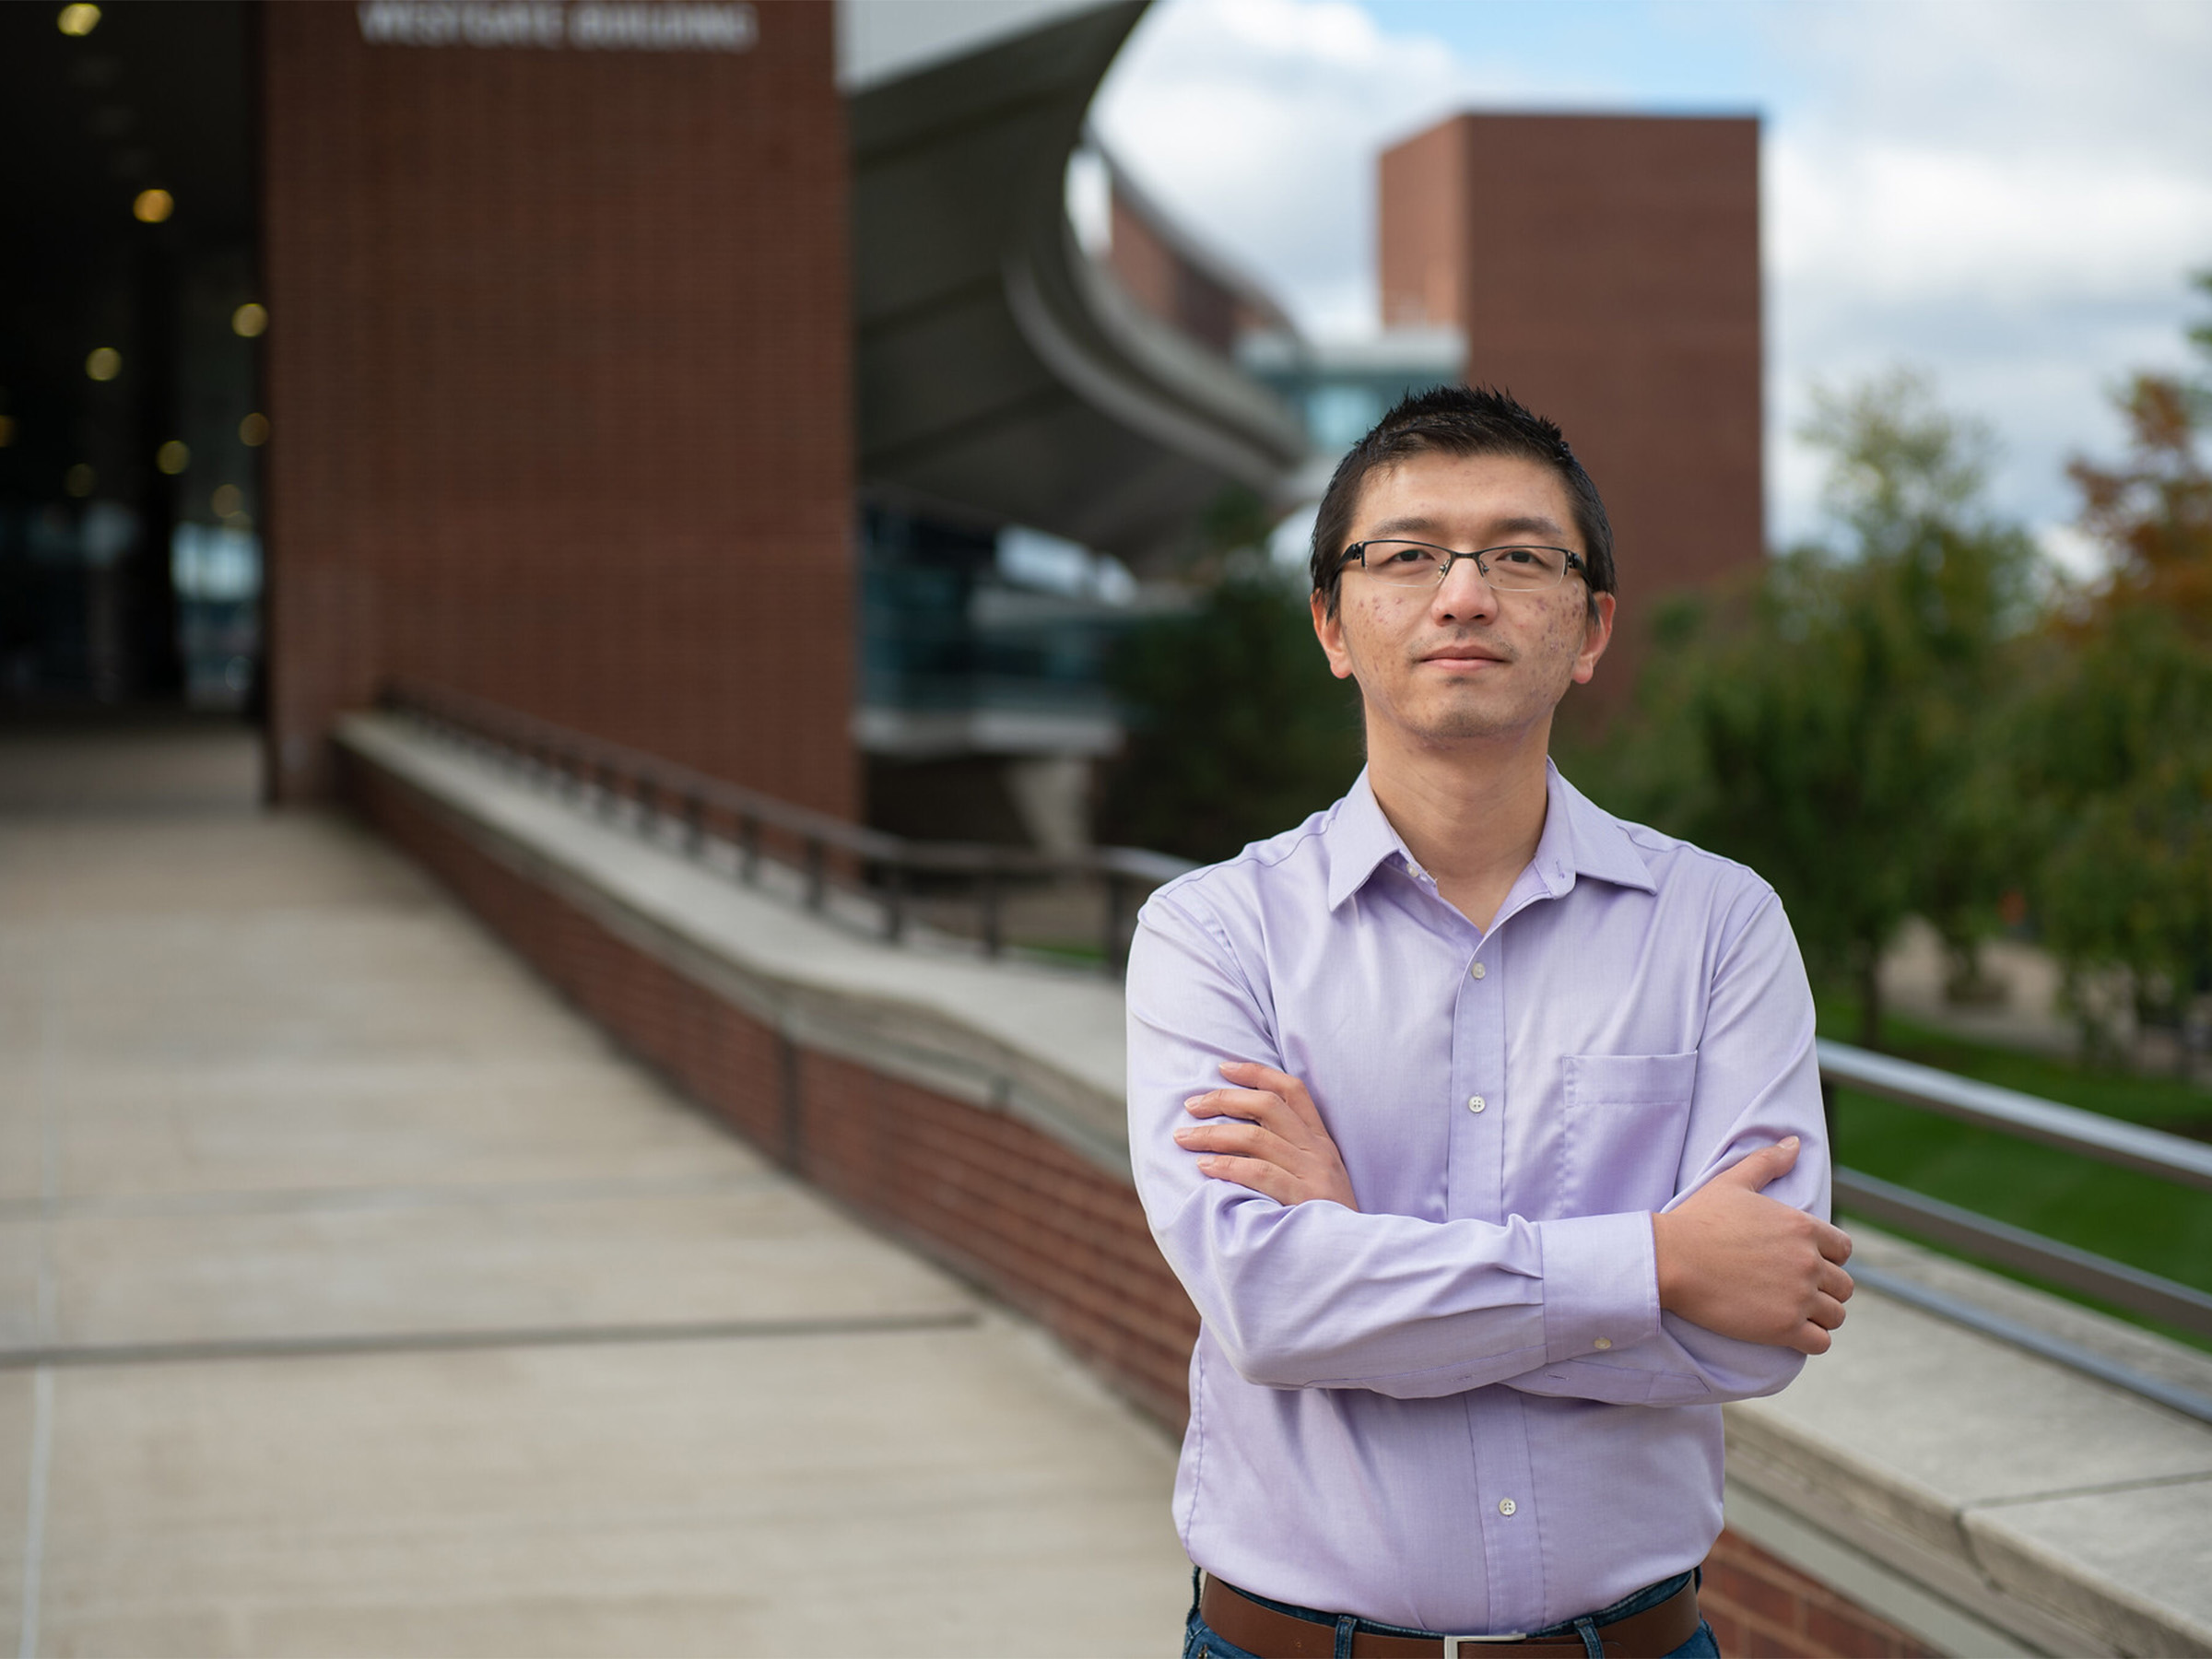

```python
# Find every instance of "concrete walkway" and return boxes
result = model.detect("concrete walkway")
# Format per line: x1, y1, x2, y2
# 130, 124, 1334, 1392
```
0, 719, 1187, 1656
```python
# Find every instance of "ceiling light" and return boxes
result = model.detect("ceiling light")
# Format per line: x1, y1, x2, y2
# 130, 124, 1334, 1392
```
211, 484, 243, 517
57, 5, 100, 36
85, 347, 121, 381
133, 187, 172, 224
231, 302, 267, 338
239, 413, 269, 446
65, 464, 97, 497
156, 440, 190, 475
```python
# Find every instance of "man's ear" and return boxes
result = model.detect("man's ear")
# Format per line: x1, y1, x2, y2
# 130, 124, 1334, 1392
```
1572, 592, 1616, 686
1312, 590, 1358, 682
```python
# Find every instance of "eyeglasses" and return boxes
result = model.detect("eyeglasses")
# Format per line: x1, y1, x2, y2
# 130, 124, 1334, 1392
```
1338, 540, 1587, 593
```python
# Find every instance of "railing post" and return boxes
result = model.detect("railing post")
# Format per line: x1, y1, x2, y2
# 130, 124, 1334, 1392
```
805, 838, 827, 912
685, 791, 706, 857
739, 815, 760, 883
882, 861, 907, 942
980, 866, 1002, 959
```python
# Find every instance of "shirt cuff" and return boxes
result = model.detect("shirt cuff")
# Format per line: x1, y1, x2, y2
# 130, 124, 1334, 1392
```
1536, 1210, 1662, 1363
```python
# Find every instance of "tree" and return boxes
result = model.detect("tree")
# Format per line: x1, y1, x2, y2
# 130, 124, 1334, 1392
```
2018, 274, 2212, 1059
1596, 371, 2040, 1046
1100, 559, 1365, 866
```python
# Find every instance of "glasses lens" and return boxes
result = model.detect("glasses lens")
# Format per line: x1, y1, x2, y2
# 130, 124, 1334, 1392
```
1359, 541, 1449, 586
1481, 547, 1569, 590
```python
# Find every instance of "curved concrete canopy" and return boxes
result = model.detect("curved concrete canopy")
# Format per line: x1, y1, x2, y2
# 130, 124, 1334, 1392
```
850, 1, 1310, 571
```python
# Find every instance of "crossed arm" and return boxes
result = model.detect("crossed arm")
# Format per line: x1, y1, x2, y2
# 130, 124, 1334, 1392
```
1177, 1059, 1853, 1358
1127, 888, 1855, 1403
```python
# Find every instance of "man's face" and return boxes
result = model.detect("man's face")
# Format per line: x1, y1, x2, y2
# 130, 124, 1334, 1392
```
1311, 450, 1615, 749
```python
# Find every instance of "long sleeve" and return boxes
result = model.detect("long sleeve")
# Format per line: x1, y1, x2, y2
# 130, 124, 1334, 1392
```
1127, 892, 1665, 1398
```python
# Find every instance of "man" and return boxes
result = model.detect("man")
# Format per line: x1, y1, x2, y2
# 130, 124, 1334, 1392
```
1125, 386, 1853, 1659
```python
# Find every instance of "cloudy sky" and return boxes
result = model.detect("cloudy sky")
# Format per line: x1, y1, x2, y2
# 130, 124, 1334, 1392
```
1087, 0, 2212, 559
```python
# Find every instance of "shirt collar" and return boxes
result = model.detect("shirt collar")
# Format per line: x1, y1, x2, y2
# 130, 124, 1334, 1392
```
1323, 760, 1658, 912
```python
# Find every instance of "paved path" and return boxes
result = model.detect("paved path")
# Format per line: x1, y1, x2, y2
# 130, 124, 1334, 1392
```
0, 720, 1186, 1656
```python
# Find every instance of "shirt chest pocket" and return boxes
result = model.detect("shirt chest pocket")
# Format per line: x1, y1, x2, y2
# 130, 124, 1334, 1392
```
1559, 1051, 1700, 1216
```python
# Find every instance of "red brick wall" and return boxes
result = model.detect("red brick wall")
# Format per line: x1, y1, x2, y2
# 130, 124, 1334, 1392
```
342, 745, 1940, 1656
1377, 120, 1465, 331
1379, 113, 1762, 697
1109, 189, 1239, 356
1703, 1530, 1937, 1658
262, 6, 854, 814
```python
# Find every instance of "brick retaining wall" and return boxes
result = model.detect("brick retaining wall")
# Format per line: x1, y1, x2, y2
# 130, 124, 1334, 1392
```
342, 743, 1947, 1659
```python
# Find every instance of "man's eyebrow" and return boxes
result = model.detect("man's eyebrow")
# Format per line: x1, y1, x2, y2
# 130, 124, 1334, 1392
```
1362, 512, 1572, 544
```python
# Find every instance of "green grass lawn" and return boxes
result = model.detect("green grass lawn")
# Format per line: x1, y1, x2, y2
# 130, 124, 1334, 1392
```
1816, 998, 2212, 1350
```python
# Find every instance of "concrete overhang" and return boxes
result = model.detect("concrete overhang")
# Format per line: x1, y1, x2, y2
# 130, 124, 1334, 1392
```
849, 1, 1311, 572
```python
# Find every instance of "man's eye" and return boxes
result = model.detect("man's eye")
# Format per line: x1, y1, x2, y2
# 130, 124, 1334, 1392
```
1495, 547, 1538, 566
1387, 547, 1435, 565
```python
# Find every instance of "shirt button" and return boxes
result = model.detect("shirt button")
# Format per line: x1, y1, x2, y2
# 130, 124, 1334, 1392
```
1594, 1337, 1612, 1350
1498, 1498, 1517, 1516
1470, 962, 1486, 980
1467, 1096, 1486, 1113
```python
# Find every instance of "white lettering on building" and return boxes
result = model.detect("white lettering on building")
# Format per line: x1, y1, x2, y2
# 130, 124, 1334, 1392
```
357, 3, 758, 53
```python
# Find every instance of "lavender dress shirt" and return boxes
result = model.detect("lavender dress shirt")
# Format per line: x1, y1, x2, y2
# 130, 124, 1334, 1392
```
1125, 763, 1830, 1636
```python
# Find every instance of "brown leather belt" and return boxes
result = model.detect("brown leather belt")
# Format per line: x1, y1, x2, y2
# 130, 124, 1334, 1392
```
1199, 1576, 1700, 1658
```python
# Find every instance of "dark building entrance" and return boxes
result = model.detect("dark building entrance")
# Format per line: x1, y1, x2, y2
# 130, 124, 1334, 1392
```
0, 1, 263, 712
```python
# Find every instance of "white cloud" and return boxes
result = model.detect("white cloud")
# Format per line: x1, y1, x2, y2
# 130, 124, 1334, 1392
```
1090, 0, 1526, 335
1768, 139, 2212, 315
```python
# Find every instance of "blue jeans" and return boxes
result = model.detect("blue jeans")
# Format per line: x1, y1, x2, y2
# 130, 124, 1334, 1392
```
1182, 1569, 1719, 1659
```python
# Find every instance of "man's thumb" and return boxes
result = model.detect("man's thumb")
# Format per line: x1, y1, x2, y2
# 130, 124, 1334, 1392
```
1718, 1136, 1800, 1191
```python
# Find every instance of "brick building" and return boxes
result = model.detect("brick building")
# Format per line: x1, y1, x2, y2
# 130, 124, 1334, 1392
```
1381, 113, 1764, 606
261, 4, 857, 810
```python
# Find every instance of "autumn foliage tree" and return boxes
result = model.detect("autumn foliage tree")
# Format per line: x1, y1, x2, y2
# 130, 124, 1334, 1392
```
2017, 275, 2212, 1056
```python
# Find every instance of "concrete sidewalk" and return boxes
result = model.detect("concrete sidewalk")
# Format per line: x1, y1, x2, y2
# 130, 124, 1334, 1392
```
0, 722, 1187, 1656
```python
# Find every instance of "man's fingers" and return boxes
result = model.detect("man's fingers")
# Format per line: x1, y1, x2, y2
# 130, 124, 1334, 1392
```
1218, 1061, 1323, 1126
1711, 1136, 1801, 1193
1197, 1153, 1307, 1207
1818, 1261, 1855, 1303
1792, 1320, 1834, 1357
1184, 1085, 1288, 1119
1175, 1118, 1295, 1163
1818, 1222, 1853, 1265
1807, 1291, 1849, 1332
1184, 1087, 1297, 1137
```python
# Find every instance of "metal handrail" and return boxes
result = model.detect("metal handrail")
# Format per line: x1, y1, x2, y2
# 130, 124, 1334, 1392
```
1818, 1039, 2212, 1193
380, 681, 1194, 971
1818, 1039, 2212, 1414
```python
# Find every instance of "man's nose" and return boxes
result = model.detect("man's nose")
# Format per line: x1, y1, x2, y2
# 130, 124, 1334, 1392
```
1431, 556, 1500, 620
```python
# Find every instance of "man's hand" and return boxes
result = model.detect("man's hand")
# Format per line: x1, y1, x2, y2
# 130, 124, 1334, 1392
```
1174, 1062, 1359, 1211
1653, 1137, 1853, 1355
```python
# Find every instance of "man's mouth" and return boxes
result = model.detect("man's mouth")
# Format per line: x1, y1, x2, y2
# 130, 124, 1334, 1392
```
1419, 643, 1511, 667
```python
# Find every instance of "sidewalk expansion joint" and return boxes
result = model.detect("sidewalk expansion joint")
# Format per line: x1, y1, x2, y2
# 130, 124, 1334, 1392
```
0, 1309, 982, 1371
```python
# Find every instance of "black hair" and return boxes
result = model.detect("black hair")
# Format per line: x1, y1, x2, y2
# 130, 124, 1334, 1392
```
1308, 384, 1617, 618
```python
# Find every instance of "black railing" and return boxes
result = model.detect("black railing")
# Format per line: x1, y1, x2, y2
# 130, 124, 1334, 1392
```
381, 682, 1194, 973
1820, 1039, 2212, 1421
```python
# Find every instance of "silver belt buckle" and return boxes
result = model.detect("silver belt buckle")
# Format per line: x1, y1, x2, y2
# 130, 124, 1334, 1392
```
1442, 1635, 1528, 1654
